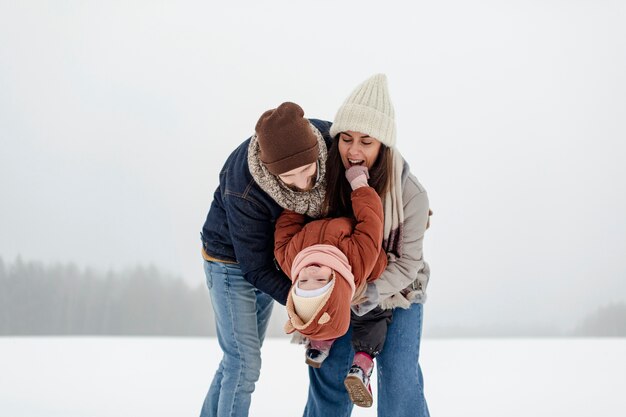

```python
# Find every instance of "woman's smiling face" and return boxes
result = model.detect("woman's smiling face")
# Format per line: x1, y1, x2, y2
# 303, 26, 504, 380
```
337, 131, 382, 170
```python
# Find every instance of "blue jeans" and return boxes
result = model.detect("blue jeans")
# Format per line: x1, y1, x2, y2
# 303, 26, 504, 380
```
303, 302, 429, 417
200, 260, 274, 417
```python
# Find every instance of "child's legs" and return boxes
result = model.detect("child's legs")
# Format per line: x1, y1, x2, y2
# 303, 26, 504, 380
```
351, 307, 393, 358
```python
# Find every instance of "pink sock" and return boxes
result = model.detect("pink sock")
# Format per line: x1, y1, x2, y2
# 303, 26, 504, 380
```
353, 351, 374, 371
310, 338, 336, 351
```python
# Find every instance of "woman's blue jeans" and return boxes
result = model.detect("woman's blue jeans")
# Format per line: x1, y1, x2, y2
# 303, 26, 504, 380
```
303, 302, 430, 417
200, 260, 274, 417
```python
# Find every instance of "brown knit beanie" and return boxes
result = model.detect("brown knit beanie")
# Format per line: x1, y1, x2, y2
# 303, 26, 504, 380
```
255, 102, 319, 175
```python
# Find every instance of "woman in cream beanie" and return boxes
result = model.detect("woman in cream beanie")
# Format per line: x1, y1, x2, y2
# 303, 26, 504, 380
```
305, 74, 432, 416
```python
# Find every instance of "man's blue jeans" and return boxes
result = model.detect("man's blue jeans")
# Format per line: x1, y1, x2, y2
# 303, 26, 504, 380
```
303, 302, 429, 417
200, 260, 274, 417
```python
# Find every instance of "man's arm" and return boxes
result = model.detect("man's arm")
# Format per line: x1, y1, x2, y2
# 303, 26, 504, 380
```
375, 176, 430, 300
223, 194, 292, 305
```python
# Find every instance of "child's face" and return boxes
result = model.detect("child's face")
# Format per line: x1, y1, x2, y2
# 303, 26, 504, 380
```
297, 264, 333, 290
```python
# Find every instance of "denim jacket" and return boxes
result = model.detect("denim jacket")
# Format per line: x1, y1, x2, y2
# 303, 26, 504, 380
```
201, 119, 332, 305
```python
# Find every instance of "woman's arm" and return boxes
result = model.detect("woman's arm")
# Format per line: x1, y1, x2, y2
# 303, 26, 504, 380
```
375, 174, 430, 301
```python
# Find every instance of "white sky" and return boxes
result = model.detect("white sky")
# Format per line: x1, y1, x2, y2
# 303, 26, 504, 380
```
1, 0, 625, 331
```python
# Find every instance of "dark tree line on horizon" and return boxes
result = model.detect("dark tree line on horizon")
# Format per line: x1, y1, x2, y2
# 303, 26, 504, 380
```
1, 256, 624, 337
0, 256, 215, 336
0, 256, 292, 337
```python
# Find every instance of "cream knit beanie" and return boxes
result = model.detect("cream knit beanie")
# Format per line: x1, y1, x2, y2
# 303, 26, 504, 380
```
329, 73, 396, 148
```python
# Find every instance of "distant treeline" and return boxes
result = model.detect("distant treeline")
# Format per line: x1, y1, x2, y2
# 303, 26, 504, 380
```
0, 256, 291, 337
1, 256, 624, 337
0, 258, 282, 336
0, 256, 213, 336
571, 302, 626, 337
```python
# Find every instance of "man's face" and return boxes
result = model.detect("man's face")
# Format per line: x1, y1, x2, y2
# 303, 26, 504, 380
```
297, 264, 333, 290
277, 162, 317, 192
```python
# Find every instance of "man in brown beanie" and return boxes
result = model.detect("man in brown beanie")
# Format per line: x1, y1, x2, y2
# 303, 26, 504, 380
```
199, 102, 332, 417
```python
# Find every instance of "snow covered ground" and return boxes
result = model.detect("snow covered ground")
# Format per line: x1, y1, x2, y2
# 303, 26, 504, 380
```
1, 337, 624, 416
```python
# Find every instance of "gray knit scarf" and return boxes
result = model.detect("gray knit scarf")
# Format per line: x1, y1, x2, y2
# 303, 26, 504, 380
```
248, 123, 327, 218
382, 149, 406, 258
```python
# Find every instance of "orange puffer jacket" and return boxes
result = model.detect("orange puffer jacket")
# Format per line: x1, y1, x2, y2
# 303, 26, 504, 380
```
274, 186, 387, 340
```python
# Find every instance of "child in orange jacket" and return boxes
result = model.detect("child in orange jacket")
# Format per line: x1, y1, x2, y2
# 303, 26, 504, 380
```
274, 165, 392, 407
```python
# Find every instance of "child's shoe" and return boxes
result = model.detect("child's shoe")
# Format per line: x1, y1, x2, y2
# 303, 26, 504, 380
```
305, 339, 334, 368
344, 352, 374, 408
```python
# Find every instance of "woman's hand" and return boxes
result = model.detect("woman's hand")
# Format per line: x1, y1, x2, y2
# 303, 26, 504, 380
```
345, 165, 370, 190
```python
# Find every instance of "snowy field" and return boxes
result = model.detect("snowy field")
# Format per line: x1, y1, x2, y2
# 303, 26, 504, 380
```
1, 337, 624, 417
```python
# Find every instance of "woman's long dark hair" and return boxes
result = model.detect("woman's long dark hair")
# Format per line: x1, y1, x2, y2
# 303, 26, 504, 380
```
323, 137, 392, 218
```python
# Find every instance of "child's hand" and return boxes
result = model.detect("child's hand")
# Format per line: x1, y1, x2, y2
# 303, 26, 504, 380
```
345, 165, 370, 190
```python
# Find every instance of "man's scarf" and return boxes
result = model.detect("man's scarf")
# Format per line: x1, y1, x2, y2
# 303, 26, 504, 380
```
248, 123, 327, 218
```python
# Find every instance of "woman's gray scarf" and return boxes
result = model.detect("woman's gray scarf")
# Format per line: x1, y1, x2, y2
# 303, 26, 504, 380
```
248, 123, 327, 218
382, 149, 406, 258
